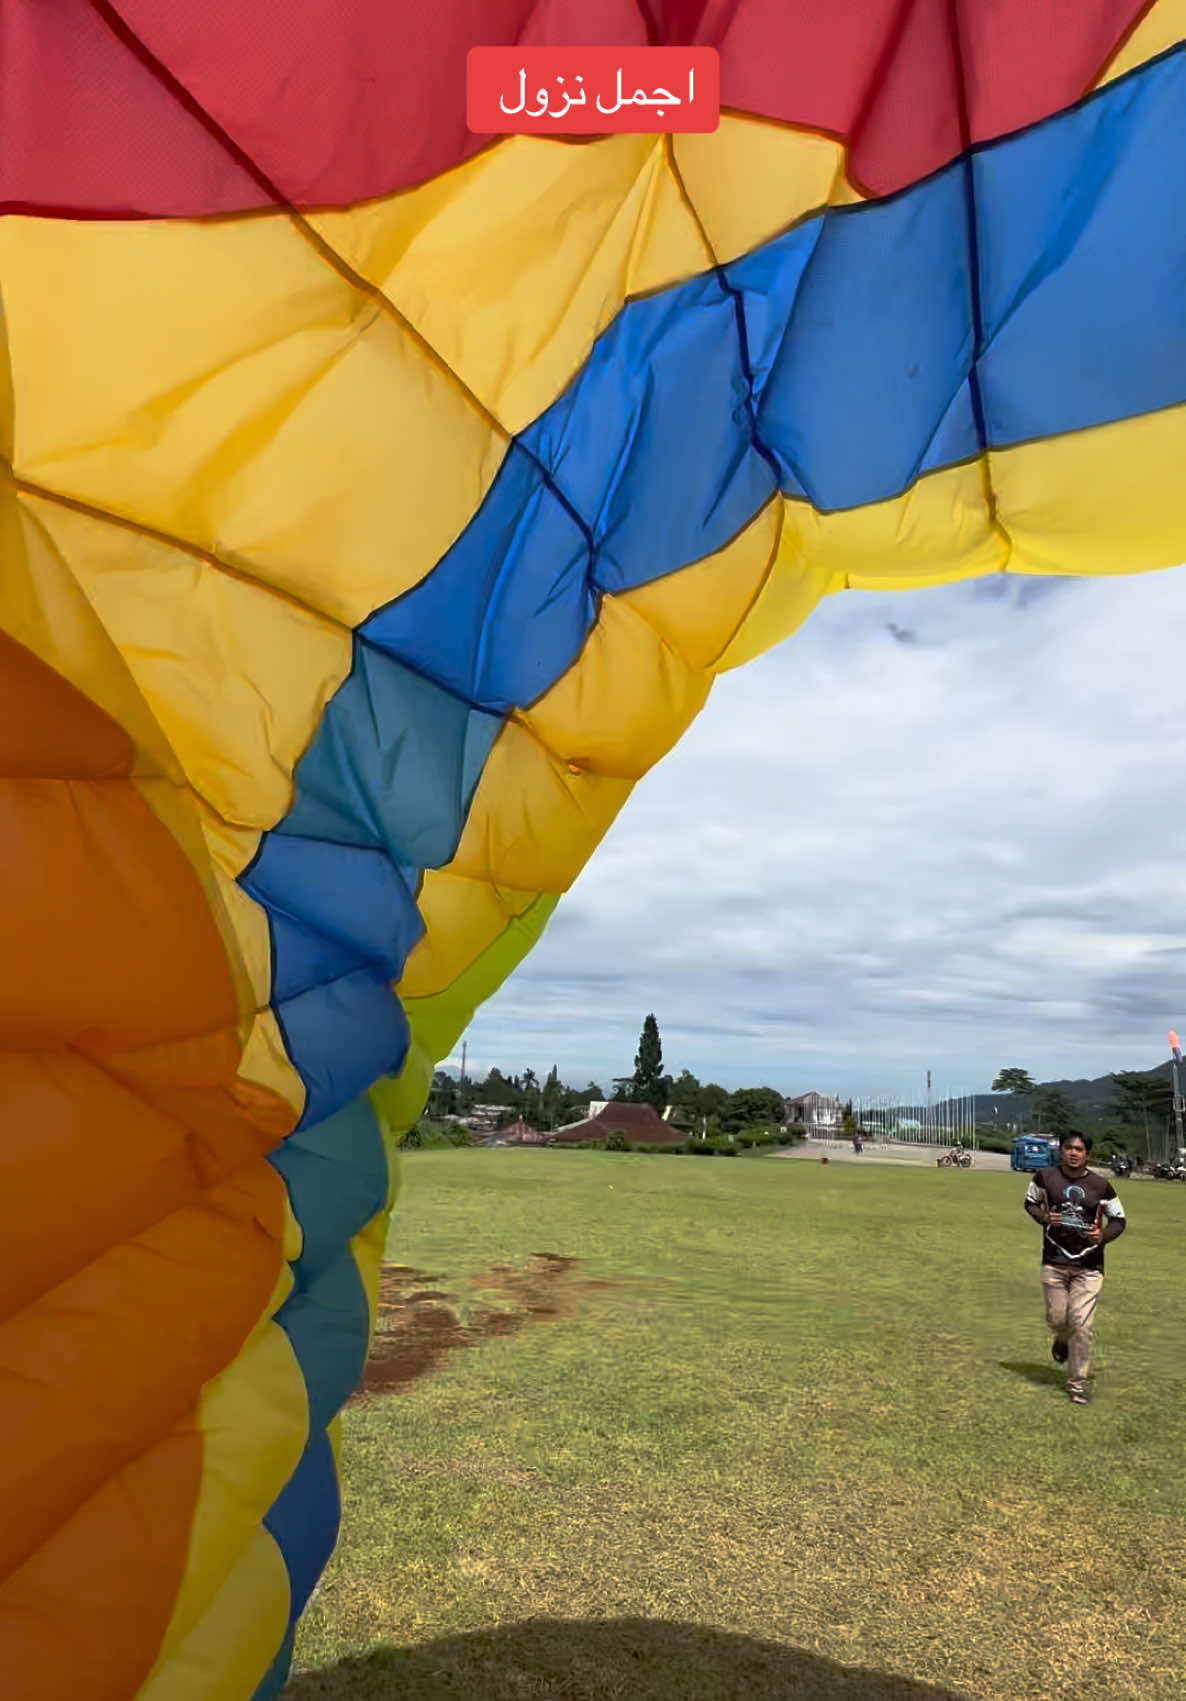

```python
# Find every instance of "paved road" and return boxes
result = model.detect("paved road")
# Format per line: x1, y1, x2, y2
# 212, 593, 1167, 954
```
772, 1140, 1013, 1172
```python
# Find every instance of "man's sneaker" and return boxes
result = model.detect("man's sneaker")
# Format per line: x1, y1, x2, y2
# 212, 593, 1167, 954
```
1068, 1385, 1089, 1404
1051, 1338, 1068, 1364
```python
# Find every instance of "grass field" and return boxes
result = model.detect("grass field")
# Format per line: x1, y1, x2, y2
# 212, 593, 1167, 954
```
285, 1150, 1186, 1700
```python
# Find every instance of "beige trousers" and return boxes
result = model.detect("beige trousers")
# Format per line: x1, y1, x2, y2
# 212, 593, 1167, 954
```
1041, 1265, 1103, 1389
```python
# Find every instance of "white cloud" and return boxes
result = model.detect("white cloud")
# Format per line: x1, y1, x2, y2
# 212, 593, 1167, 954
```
463, 564, 1186, 1097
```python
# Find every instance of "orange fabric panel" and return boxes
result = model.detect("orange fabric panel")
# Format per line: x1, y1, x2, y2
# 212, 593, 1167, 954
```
0, 1165, 286, 1585
0, 1051, 197, 1320
0, 628, 244, 1053
0, 627, 296, 1695
0, 621, 130, 777
0, 768, 239, 1048
93, 1032, 294, 1184
0, 1432, 203, 1701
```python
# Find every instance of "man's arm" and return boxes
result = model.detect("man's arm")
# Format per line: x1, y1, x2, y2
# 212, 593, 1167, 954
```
1097, 1187, 1127, 1245
1024, 1176, 1049, 1225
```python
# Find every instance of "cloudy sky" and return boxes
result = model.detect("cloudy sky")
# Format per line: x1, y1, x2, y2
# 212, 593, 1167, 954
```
456, 562, 1186, 1100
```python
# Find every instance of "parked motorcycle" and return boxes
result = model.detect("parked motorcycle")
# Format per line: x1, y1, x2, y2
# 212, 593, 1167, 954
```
937, 1145, 973, 1169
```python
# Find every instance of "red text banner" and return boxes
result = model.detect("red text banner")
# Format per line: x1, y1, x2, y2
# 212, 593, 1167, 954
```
467, 46, 720, 135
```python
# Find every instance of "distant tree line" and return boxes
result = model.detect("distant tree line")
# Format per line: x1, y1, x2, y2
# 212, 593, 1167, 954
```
990, 1063, 1178, 1158
424, 1013, 786, 1137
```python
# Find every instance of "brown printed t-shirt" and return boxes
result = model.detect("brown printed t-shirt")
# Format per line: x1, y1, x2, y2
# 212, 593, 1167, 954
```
1024, 1165, 1126, 1272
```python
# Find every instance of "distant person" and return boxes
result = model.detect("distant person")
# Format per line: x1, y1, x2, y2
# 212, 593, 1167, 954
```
852, 1128, 863, 1154
1023, 1130, 1127, 1405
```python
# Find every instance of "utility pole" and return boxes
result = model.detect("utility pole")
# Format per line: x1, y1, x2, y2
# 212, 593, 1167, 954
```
460, 1039, 467, 1089
1170, 1030, 1184, 1157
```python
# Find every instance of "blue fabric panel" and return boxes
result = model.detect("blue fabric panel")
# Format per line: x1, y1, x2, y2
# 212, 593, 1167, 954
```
243, 833, 420, 1119
275, 965, 409, 1130
262, 1430, 341, 1621
279, 636, 503, 866
243, 834, 422, 980
718, 216, 824, 423
268, 1095, 389, 1279
362, 442, 594, 711
975, 45, 1186, 442
264, 909, 372, 1005
240, 638, 501, 1106
524, 271, 777, 593
273, 1251, 373, 1435
917, 378, 982, 477
255, 1094, 388, 1691
741, 163, 976, 509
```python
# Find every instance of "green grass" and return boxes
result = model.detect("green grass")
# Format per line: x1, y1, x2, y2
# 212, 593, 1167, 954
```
286, 1151, 1186, 1700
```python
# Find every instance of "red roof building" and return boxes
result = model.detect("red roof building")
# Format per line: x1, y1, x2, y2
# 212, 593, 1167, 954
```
499, 1118, 546, 1144
549, 1101, 685, 1146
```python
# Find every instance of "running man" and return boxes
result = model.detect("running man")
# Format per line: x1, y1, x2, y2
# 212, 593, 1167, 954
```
1023, 1129, 1127, 1405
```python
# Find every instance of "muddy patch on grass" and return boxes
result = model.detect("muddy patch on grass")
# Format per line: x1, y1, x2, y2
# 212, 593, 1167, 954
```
351, 1254, 641, 1402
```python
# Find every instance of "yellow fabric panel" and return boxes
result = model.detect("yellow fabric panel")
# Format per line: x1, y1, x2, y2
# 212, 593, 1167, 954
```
402, 894, 559, 1072
137, 1209, 304, 1698
672, 117, 864, 264
715, 517, 837, 671
399, 873, 544, 998
0, 480, 178, 784
719, 409, 1186, 671
205, 845, 272, 1002
0, 216, 503, 628
238, 1011, 305, 1121
199, 820, 306, 1112
788, 459, 1006, 593
133, 1528, 291, 1701
312, 136, 708, 434
725, 472, 994, 666
327, 1415, 343, 1476
721, 460, 997, 670
619, 498, 783, 669
144, 1324, 307, 1677
403, 877, 541, 993
721, 458, 1005, 665
351, 1204, 392, 1344
23, 494, 352, 834
1097, 0, 1186, 83
991, 403, 1186, 578
447, 717, 634, 892
369, 1040, 436, 1134
520, 593, 710, 779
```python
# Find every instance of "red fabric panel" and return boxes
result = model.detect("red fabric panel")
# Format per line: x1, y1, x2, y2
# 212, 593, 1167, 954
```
0, 0, 1154, 214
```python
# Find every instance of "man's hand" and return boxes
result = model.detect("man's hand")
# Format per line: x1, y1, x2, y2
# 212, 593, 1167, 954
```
1047, 1208, 1062, 1226
1082, 1224, 1103, 1245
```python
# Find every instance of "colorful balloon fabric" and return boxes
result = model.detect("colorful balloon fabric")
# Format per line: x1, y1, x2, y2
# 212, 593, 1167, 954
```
2, 4, 1185, 1696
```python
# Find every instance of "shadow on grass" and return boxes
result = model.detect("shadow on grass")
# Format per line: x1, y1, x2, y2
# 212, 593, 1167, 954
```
999, 1360, 1062, 1388
284, 1617, 966, 1700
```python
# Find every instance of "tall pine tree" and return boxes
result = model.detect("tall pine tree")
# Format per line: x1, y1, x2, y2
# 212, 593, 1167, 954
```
630, 1014, 666, 1112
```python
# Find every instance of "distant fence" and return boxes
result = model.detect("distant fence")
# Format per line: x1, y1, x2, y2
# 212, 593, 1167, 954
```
800, 1124, 978, 1150
793, 1095, 981, 1148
